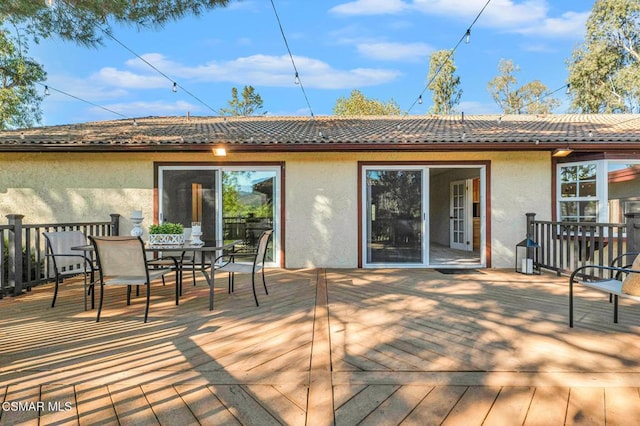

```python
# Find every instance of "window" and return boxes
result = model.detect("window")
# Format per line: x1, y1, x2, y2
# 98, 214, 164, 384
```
557, 160, 640, 223
558, 163, 598, 222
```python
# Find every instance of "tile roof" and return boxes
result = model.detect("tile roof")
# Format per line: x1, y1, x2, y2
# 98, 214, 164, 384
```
0, 114, 638, 153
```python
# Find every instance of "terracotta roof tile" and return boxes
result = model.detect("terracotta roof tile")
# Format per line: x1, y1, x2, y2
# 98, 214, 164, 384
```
0, 114, 638, 152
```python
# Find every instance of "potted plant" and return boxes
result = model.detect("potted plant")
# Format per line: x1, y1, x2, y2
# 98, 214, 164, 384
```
148, 222, 185, 245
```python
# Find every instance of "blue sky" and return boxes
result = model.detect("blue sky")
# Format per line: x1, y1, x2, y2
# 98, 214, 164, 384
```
29, 0, 595, 126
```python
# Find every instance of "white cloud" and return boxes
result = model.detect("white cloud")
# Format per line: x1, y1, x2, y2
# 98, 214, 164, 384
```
96, 100, 201, 117
516, 11, 589, 39
356, 42, 434, 62
331, 0, 589, 39
330, 0, 409, 15
92, 67, 166, 89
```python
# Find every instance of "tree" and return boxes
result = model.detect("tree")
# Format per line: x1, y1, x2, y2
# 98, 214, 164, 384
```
427, 49, 462, 115
333, 89, 402, 116
219, 86, 264, 116
0, 28, 46, 129
487, 59, 559, 114
567, 0, 639, 113
1, 1, 230, 47
0, 0, 229, 127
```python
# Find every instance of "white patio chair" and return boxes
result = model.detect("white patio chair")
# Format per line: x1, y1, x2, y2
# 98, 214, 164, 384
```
216, 229, 273, 307
90, 236, 171, 323
43, 231, 97, 308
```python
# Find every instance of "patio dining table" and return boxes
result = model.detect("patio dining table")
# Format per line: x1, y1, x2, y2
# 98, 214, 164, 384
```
72, 239, 240, 311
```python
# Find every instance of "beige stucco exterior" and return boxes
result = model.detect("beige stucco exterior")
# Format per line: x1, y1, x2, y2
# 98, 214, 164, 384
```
0, 150, 551, 269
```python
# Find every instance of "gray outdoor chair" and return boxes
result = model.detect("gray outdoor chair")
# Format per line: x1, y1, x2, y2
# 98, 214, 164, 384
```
215, 229, 273, 307
43, 231, 97, 308
90, 236, 171, 323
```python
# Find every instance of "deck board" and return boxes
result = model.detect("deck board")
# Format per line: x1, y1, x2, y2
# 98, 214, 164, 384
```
3, 268, 640, 424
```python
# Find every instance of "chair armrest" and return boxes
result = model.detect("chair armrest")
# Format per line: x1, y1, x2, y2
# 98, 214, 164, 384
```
610, 252, 639, 268
570, 264, 640, 284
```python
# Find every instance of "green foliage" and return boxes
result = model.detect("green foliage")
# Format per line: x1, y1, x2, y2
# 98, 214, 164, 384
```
219, 85, 264, 116
0, 27, 46, 129
3, 240, 42, 282
427, 49, 462, 115
1, 1, 230, 47
149, 222, 184, 234
567, 0, 639, 113
487, 59, 559, 114
333, 89, 402, 116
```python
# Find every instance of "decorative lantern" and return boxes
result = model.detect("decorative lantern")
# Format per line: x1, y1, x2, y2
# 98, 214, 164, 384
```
515, 237, 540, 275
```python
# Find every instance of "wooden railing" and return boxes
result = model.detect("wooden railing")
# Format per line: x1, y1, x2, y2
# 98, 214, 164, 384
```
529, 212, 640, 277
0, 214, 120, 298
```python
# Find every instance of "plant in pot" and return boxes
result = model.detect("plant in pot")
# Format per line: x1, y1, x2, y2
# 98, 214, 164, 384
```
148, 222, 185, 245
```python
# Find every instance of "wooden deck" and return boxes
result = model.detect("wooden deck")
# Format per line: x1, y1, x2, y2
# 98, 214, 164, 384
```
2, 268, 640, 425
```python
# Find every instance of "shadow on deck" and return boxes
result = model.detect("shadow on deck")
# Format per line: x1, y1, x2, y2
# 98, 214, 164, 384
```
2, 268, 640, 425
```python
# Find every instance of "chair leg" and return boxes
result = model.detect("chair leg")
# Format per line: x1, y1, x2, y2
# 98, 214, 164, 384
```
96, 284, 104, 322
569, 279, 574, 328
251, 273, 259, 307
262, 268, 268, 295
614, 295, 619, 323
51, 275, 60, 307
144, 283, 150, 323
127, 286, 132, 305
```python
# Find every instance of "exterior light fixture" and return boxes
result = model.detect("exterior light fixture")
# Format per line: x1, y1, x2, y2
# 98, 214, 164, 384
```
552, 148, 573, 157
213, 146, 227, 156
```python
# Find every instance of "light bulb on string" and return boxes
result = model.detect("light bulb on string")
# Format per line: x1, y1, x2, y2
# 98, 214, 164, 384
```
565, 83, 571, 95
172, 82, 178, 93
465, 29, 471, 44
418, 95, 423, 105
294, 72, 300, 85
44, 85, 50, 96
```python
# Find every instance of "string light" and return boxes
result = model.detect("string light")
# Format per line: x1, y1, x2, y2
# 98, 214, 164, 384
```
39, 82, 136, 124
98, 26, 220, 115
406, 0, 492, 114
565, 83, 571, 95
270, 0, 314, 118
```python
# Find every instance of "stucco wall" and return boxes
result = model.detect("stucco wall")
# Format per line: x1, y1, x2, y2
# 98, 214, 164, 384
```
0, 150, 551, 269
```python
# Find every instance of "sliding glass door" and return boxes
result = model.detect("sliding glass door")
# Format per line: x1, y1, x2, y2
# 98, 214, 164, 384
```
364, 167, 427, 266
158, 165, 280, 265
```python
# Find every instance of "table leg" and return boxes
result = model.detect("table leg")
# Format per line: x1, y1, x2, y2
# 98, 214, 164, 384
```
200, 252, 216, 311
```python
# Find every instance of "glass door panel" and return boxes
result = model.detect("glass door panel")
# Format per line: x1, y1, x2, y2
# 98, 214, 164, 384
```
159, 168, 217, 243
365, 169, 423, 265
222, 170, 276, 262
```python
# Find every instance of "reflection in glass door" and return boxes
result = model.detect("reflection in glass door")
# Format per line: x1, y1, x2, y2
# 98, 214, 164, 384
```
159, 167, 217, 243
365, 168, 425, 265
222, 170, 277, 262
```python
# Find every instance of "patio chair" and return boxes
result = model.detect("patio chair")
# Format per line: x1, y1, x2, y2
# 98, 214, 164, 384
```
90, 236, 171, 323
43, 231, 97, 308
569, 252, 640, 327
215, 229, 273, 307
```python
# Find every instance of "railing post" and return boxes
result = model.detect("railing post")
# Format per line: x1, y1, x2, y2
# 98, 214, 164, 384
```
526, 213, 536, 239
6, 214, 24, 295
110, 214, 121, 236
626, 212, 640, 254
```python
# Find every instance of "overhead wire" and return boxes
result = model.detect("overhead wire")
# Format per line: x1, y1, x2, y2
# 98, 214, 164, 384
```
39, 82, 135, 122
269, 0, 314, 118
406, 0, 492, 115
99, 27, 221, 115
